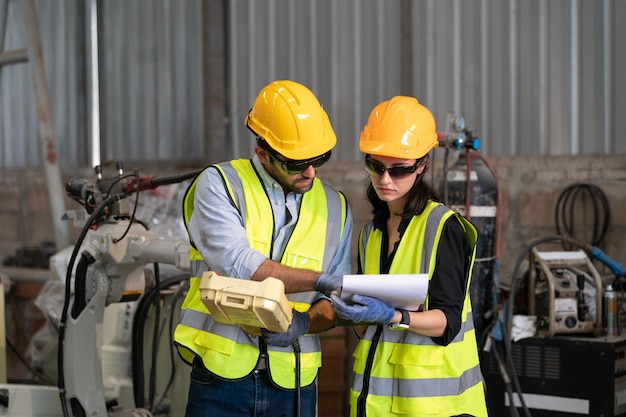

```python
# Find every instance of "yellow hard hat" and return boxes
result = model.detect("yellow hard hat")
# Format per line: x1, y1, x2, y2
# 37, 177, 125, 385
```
245, 80, 336, 160
359, 96, 438, 159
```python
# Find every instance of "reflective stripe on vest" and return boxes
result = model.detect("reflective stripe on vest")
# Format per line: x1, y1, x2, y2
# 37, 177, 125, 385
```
174, 159, 346, 389
354, 200, 488, 416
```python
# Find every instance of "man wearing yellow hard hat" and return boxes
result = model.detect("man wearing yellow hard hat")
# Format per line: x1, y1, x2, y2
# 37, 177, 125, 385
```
174, 80, 353, 417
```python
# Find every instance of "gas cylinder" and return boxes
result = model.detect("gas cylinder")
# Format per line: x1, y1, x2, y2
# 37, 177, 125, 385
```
439, 130, 499, 342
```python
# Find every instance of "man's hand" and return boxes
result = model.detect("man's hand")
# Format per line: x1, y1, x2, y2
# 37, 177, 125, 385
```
330, 292, 395, 325
261, 310, 310, 347
315, 273, 343, 297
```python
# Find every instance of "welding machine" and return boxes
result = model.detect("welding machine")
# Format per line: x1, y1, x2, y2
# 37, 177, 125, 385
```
527, 249, 603, 338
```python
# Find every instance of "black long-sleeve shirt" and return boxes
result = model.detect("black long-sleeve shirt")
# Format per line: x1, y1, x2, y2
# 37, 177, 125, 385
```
359, 211, 471, 346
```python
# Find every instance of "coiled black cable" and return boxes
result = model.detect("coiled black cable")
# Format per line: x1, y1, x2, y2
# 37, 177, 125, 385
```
555, 183, 610, 249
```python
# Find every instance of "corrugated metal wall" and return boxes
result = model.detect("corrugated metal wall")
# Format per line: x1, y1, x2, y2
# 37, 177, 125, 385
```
1, 0, 624, 169
227, 0, 626, 160
98, 0, 204, 165
0, 0, 83, 168
0, 0, 206, 169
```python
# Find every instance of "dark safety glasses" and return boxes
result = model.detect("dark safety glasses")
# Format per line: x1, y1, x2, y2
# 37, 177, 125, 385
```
364, 156, 420, 179
265, 146, 332, 175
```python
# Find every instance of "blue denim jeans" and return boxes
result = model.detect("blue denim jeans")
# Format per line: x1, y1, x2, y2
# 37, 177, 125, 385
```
185, 359, 317, 417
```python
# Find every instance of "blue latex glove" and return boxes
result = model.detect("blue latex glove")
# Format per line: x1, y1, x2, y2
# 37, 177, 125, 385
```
261, 310, 310, 347
330, 292, 395, 325
315, 273, 343, 297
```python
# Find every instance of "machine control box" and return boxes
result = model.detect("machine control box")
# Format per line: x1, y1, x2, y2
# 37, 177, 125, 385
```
199, 271, 293, 335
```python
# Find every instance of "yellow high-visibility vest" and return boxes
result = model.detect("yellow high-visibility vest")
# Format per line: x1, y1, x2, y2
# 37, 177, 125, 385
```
352, 200, 488, 416
174, 159, 347, 389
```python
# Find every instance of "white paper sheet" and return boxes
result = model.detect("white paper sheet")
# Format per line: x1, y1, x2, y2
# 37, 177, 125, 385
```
341, 274, 429, 311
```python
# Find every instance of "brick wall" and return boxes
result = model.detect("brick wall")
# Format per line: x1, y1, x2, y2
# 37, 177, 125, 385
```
1, 154, 625, 284
316, 154, 626, 286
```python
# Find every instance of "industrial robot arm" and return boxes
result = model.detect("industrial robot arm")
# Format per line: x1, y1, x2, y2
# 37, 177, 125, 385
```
59, 163, 198, 417
61, 222, 190, 417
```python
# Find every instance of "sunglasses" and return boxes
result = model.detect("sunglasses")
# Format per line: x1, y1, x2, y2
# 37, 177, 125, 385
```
365, 156, 420, 179
265, 145, 332, 175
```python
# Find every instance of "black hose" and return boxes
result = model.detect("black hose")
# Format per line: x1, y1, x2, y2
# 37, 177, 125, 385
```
491, 340, 520, 417
555, 183, 610, 249
147, 263, 161, 411
502, 324, 532, 417
149, 170, 203, 188
131, 273, 189, 408
505, 235, 562, 417
152, 284, 188, 413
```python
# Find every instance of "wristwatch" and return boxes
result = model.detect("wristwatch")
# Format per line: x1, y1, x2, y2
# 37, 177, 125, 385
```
388, 309, 410, 330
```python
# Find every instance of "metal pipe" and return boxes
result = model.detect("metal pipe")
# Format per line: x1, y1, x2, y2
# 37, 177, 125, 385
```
0, 48, 28, 66
89, 0, 101, 168
23, 0, 70, 250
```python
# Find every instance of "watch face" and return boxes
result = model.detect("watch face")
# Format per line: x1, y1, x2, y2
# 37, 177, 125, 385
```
388, 322, 409, 330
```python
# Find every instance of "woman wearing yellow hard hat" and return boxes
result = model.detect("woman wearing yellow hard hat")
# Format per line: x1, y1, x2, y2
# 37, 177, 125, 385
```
331, 96, 488, 417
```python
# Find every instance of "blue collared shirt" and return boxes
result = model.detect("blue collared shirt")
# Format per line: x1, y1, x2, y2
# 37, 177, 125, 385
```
187, 155, 353, 280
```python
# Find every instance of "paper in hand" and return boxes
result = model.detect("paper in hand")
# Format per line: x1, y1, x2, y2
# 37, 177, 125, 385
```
341, 274, 428, 311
